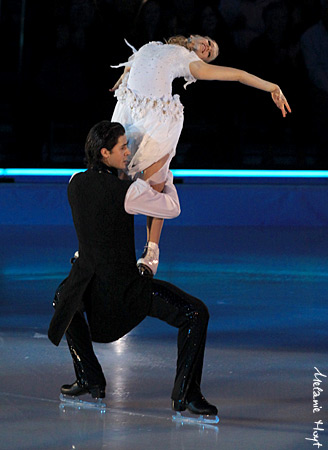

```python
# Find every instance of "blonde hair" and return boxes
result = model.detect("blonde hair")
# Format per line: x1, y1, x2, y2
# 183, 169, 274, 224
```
166, 35, 191, 52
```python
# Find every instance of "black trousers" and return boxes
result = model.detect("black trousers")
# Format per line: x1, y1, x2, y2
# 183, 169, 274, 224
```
65, 279, 209, 402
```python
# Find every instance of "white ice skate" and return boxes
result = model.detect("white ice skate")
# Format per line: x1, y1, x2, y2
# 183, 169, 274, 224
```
70, 250, 79, 265
137, 241, 159, 276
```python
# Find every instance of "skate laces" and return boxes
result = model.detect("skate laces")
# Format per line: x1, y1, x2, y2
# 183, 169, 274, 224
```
144, 244, 159, 263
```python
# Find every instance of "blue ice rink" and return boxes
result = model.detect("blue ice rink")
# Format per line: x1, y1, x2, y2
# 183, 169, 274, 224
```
0, 174, 327, 449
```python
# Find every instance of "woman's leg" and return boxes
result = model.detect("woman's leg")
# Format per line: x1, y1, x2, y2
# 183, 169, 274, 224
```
138, 154, 170, 276
146, 216, 164, 244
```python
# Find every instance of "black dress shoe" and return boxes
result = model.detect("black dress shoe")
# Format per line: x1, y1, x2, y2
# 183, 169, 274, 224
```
61, 381, 105, 399
172, 395, 218, 416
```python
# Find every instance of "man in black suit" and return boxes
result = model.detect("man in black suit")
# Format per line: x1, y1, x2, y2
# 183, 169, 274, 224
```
48, 120, 217, 416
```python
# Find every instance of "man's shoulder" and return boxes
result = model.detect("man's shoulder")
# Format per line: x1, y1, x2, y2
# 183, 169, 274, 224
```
69, 169, 132, 191
69, 170, 85, 183
70, 169, 116, 182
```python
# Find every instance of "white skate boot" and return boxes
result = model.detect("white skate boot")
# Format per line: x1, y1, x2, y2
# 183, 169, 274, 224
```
137, 242, 159, 277
70, 250, 79, 265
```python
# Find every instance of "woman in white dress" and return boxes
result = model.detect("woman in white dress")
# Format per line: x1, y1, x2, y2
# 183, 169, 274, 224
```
110, 34, 291, 276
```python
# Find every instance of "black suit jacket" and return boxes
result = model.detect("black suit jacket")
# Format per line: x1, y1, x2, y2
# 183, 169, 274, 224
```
48, 167, 152, 346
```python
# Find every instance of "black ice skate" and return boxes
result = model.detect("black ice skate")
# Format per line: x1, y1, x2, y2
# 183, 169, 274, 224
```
172, 395, 219, 426
59, 381, 107, 411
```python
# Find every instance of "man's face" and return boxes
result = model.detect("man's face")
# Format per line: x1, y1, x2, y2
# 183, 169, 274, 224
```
102, 134, 130, 170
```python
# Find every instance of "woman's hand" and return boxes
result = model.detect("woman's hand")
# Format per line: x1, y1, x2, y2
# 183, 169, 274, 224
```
271, 86, 291, 117
109, 66, 131, 93
109, 75, 123, 92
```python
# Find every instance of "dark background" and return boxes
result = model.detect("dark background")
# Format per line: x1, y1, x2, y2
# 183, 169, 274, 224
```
0, 0, 327, 170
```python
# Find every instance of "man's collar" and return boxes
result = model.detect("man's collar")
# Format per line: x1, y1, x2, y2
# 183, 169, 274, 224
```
91, 161, 118, 177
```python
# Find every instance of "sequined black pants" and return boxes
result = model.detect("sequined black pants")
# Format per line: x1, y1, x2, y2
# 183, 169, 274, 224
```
64, 278, 209, 402
149, 279, 209, 402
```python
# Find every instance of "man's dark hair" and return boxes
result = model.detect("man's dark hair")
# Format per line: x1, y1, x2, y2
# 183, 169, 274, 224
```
84, 121, 125, 169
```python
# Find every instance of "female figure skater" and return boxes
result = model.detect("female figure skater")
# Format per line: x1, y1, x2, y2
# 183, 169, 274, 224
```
110, 34, 291, 276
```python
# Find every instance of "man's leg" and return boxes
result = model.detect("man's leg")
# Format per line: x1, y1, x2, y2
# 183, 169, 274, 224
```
148, 279, 217, 415
62, 308, 106, 398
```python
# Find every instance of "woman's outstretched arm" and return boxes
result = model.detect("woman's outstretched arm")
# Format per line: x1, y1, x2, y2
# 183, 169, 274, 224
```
189, 60, 291, 117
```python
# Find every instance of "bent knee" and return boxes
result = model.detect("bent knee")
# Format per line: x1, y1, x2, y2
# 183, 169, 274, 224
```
191, 300, 209, 324
199, 302, 210, 322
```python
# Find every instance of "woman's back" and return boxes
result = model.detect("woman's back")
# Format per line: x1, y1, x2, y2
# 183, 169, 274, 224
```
127, 42, 200, 98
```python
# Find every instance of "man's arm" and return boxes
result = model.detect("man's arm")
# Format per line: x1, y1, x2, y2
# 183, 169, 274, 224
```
124, 172, 181, 219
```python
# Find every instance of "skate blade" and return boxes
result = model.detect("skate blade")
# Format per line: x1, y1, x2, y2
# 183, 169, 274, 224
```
172, 411, 219, 426
137, 263, 154, 278
59, 393, 107, 412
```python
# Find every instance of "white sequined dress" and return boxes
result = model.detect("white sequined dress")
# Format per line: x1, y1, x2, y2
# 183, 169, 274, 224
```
111, 41, 201, 182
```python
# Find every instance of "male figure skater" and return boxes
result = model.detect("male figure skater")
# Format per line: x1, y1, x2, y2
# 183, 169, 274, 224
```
48, 120, 217, 417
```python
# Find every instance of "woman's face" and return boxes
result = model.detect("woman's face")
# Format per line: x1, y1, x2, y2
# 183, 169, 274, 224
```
189, 35, 219, 62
